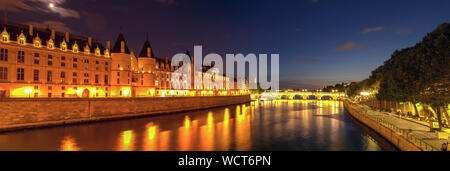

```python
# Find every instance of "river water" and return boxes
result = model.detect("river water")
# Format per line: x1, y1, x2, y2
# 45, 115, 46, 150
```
0, 100, 396, 151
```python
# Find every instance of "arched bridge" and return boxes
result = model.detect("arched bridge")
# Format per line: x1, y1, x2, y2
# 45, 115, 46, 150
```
261, 92, 346, 101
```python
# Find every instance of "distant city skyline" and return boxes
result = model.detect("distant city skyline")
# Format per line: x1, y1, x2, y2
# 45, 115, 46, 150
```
2, 0, 449, 90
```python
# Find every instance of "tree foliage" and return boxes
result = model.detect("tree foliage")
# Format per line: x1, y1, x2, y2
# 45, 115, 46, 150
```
346, 23, 449, 127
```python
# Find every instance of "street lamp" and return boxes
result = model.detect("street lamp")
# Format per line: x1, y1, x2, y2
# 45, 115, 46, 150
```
360, 92, 370, 96
24, 88, 32, 98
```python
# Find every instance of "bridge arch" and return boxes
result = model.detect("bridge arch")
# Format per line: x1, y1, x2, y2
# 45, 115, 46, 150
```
321, 96, 334, 101
82, 89, 90, 98
307, 95, 317, 100
293, 95, 303, 100
280, 95, 288, 100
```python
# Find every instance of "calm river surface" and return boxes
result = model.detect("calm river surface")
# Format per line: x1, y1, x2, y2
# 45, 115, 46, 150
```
0, 100, 396, 151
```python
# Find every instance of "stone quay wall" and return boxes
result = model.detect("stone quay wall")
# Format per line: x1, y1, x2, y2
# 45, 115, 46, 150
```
0, 95, 251, 132
344, 101, 422, 151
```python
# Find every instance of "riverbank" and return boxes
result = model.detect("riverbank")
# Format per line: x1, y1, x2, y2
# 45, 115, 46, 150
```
0, 95, 251, 132
344, 100, 448, 151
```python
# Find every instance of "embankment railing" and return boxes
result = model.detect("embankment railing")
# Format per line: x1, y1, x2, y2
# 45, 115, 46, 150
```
347, 101, 439, 151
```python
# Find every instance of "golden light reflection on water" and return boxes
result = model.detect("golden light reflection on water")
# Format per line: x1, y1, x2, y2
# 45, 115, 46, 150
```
50, 100, 386, 151
159, 131, 171, 151
220, 108, 231, 150
200, 112, 215, 151
235, 104, 252, 151
117, 130, 135, 151
143, 123, 158, 151
60, 136, 80, 151
178, 116, 192, 151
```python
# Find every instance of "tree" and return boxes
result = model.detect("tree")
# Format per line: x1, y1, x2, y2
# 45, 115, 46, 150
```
348, 23, 449, 129
413, 23, 450, 129
377, 23, 449, 129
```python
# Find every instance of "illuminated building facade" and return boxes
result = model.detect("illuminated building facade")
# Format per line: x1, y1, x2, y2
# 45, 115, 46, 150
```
0, 18, 248, 98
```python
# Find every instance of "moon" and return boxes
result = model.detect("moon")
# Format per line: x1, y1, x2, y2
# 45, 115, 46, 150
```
49, 3, 55, 8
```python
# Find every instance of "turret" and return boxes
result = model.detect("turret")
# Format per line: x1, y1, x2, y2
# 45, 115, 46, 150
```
138, 33, 155, 58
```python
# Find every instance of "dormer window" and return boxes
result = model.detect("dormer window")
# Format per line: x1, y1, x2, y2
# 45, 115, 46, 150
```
84, 46, 90, 55
61, 41, 67, 51
47, 40, 54, 49
34, 40, 41, 47
19, 36, 26, 45
73, 43, 79, 53
1, 29, 9, 43
34, 34, 41, 47
95, 47, 101, 56
104, 49, 110, 57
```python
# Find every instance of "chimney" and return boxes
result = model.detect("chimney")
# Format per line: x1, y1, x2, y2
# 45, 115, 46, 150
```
51, 29, 55, 40
28, 24, 34, 36
147, 47, 151, 57
106, 41, 111, 49
3, 9, 7, 24
120, 41, 125, 53
65, 32, 70, 42
88, 36, 92, 47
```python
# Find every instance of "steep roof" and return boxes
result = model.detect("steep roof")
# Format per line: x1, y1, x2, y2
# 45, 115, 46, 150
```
0, 21, 106, 54
111, 32, 130, 54
138, 39, 155, 58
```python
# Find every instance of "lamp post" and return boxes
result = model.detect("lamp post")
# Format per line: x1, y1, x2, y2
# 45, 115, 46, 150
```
24, 88, 32, 98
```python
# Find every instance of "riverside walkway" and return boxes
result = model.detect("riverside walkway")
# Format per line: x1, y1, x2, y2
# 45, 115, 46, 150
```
348, 102, 448, 151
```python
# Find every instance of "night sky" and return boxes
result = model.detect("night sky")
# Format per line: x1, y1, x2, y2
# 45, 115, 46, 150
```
2, 0, 449, 90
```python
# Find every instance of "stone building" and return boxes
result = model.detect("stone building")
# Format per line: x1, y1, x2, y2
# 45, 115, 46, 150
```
0, 17, 246, 98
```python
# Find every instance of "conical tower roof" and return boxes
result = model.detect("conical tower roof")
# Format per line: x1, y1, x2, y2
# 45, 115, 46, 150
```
111, 30, 130, 54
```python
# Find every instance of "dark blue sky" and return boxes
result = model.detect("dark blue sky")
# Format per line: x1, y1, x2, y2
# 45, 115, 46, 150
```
4, 0, 450, 89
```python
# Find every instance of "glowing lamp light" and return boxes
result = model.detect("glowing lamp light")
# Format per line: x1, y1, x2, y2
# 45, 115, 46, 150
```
360, 92, 370, 96
24, 88, 33, 94
123, 90, 130, 96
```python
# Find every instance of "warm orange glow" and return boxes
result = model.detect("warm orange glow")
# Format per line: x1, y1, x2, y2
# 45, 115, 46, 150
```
1, 30, 9, 43
220, 108, 231, 150
60, 136, 80, 151
47, 40, 54, 49
61, 41, 67, 51
72, 44, 79, 53
84, 47, 90, 55
34, 36, 41, 47
120, 87, 132, 97
200, 112, 214, 151
123, 89, 130, 96
18, 36, 26, 45
184, 115, 191, 128
117, 130, 135, 151
95, 47, 101, 56
143, 123, 158, 151
178, 116, 195, 151
207, 112, 214, 128
159, 131, 171, 151
105, 50, 110, 57
235, 104, 251, 150
11, 86, 36, 98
